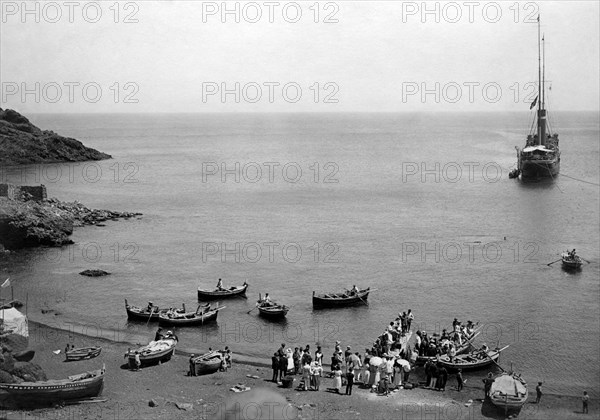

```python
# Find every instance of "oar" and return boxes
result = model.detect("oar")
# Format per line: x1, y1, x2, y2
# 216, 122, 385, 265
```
247, 303, 258, 314
145, 306, 156, 326
581, 257, 592, 264
547, 259, 561, 266
345, 288, 369, 306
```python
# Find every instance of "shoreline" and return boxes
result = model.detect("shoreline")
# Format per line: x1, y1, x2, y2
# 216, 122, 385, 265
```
1, 321, 594, 419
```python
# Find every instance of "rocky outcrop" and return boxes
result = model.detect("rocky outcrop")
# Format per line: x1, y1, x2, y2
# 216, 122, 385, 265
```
0, 108, 111, 165
0, 196, 141, 250
0, 335, 46, 383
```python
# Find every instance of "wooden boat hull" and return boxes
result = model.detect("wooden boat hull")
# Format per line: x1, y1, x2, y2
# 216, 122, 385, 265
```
13, 349, 35, 362
66, 347, 102, 361
489, 373, 528, 411
158, 309, 220, 326
194, 358, 222, 375
124, 299, 176, 322
127, 339, 177, 367
197, 283, 248, 300
438, 350, 501, 371
561, 254, 582, 269
0, 368, 104, 409
257, 306, 289, 319
312, 288, 370, 308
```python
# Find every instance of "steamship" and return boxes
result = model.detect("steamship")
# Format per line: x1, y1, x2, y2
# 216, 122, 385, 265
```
515, 16, 560, 180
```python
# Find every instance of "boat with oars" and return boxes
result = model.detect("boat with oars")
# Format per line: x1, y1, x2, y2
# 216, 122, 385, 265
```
489, 370, 529, 412
438, 345, 509, 371
126, 334, 178, 367
312, 287, 371, 308
192, 350, 224, 375
0, 366, 105, 409
65, 346, 102, 361
124, 299, 186, 322
255, 294, 289, 319
416, 331, 481, 365
561, 250, 583, 269
158, 303, 225, 327
197, 280, 249, 300
514, 15, 561, 180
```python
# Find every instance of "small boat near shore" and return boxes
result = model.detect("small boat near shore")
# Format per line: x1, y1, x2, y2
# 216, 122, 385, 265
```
0, 366, 105, 409
312, 287, 371, 308
126, 337, 177, 367
561, 252, 583, 269
158, 304, 225, 327
197, 281, 249, 300
124, 299, 186, 322
438, 345, 509, 371
192, 350, 223, 375
416, 332, 480, 365
65, 346, 102, 361
489, 371, 529, 411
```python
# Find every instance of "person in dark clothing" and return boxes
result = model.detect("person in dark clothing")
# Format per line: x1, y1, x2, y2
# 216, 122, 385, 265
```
279, 354, 288, 381
189, 354, 196, 376
536, 382, 543, 403
277, 343, 286, 357
456, 369, 464, 391
438, 366, 448, 391
482, 373, 495, 399
429, 363, 439, 389
272, 352, 279, 382
345, 371, 354, 395
155, 328, 163, 341
425, 360, 432, 388
293, 347, 301, 374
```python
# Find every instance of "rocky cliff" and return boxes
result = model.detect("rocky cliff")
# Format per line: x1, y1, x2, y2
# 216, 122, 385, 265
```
0, 108, 111, 165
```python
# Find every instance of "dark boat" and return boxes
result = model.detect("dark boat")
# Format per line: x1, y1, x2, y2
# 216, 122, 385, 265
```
0, 366, 105, 409
256, 301, 289, 319
490, 371, 529, 411
13, 349, 35, 362
515, 15, 560, 180
416, 331, 480, 365
65, 346, 102, 362
561, 252, 583, 269
197, 281, 249, 300
158, 304, 225, 327
126, 337, 177, 367
192, 350, 223, 375
438, 345, 508, 371
312, 287, 370, 308
124, 299, 186, 322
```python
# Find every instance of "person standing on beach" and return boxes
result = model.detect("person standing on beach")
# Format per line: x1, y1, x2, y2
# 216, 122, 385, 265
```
271, 352, 279, 382
278, 353, 288, 381
293, 347, 301, 374
134, 351, 141, 371
189, 354, 195, 376
482, 373, 494, 399
456, 369, 464, 391
345, 370, 354, 395
582, 391, 589, 414
536, 382, 543, 404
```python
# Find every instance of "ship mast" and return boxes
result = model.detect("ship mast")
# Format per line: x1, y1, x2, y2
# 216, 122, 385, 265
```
537, 15, 547, 146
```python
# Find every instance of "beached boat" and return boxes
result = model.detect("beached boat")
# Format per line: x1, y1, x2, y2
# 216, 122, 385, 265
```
158, 304, 224, 327
0, 366, 105, 409
438, 345, 508, 371
65, 346, 102, 361
192, 350, 223, 375
126, 337, 177, 367
561, 252, 583, 269
416, 332, 480, 365
489, 372, 529, 411
514, 15, 561, 180
197, 281, 249, 300
312, 287, 370, 308
124, 299, 186, 322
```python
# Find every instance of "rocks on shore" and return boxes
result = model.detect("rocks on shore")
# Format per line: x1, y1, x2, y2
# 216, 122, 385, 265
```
0, 108, 111, 165
0, 196, 141, 250
0, 336, 46, 384
79, 269, 111, 277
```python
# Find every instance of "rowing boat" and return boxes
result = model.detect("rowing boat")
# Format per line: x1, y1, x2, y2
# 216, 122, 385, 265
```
0, 366, 105, 409
192, 350, 223, 375
437, 345, 509, 371
256, 302, 289, 319
126, 337, 177, 367
65, 346, 102, 361
561, 252, 583, 269
416, 330, 481, 365
124, 299, 185, 322
489, 371, 528, 411
312, 288, 370, 308
198, 281, 249, 300
158, 304, 225, 327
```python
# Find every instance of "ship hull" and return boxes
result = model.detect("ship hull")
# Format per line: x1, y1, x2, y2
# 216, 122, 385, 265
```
519, 159, 559, 180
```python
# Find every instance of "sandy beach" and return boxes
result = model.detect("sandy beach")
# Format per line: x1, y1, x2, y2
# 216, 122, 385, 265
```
1, 321, 594, 420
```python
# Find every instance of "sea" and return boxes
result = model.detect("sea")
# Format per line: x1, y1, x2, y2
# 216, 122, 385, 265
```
1, 112, 598, 399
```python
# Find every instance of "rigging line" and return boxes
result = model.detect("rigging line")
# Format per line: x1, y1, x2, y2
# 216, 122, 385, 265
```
559, 173, 600, 187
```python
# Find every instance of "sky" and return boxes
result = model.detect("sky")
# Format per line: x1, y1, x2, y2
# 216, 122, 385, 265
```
1, 0, 599, 112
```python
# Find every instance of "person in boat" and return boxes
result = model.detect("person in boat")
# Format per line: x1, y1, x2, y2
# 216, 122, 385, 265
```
155, 328, 164, 341
441, 329, 449, 340
447, 343, 456, 363
350, 285, 359, 295
216, 278, 224, 290
407, 309, 414, 331
146, 301, 154, 313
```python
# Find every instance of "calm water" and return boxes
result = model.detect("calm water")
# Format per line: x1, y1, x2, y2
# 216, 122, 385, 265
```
1, 112, 599, 398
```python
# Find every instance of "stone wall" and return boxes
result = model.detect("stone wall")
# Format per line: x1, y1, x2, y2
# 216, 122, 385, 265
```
0, 184, 46, 201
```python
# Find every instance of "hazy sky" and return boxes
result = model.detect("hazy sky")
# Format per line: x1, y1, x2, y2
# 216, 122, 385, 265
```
1, 0, 599, 112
